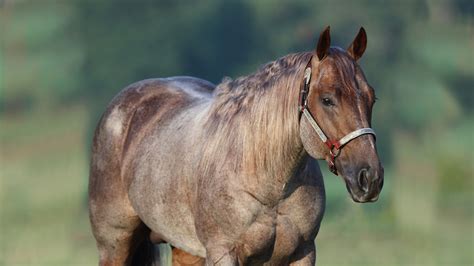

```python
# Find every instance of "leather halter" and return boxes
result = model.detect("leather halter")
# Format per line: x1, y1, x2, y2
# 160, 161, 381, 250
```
298, 57, 376, 175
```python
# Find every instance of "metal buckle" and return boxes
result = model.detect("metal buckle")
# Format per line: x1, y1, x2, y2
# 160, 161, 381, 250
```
329, 145, 341, 158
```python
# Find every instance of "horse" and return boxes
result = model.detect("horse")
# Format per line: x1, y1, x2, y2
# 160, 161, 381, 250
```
88, 26, 384, 265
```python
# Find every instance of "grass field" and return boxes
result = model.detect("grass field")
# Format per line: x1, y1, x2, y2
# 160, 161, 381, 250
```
1, 106, 96, 265
1, 105, 472, 265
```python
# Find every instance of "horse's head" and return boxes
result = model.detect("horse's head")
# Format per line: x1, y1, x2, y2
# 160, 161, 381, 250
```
299, 26, 383, 203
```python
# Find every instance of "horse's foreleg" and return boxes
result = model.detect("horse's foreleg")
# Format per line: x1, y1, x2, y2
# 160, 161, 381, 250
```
289, 242, 316, 266
205, 253, 238, 266
204, 245, 240, 266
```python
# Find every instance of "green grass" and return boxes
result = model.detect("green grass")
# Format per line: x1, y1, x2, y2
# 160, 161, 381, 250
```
318, 168, 473, 266
0, 106, 472, 265
1, 106, 96, 265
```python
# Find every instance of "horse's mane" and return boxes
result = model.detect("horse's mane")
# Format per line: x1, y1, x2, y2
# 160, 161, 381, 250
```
210, 52, 312, 120
200, 52, 312, 179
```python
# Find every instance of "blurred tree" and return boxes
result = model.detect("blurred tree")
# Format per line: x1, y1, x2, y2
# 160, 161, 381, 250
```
74, 0, 265, 141
1, 1, 82, 113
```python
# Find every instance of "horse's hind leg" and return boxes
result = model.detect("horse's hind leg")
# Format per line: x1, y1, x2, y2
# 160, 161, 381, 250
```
89, 195, 150, 266
89, 159, 153, 265
88, 112, 157, 265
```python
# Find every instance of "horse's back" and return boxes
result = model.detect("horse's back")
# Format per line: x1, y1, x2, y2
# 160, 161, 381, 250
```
94, 77, 212, 161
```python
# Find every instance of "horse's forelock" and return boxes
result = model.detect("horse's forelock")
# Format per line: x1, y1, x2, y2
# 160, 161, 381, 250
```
327, 48, 360, 96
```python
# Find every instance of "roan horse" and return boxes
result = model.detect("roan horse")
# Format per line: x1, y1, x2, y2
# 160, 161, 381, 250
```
89, 26, 384, 265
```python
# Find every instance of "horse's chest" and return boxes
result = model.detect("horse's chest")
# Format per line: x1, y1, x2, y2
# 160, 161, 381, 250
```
246, 186, 325, 263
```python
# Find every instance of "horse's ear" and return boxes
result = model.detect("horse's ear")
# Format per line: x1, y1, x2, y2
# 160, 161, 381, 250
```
316, 26, 331, 61
347, 27, 367, 61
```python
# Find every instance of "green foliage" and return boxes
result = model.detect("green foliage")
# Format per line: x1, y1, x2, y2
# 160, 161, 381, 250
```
1, 1, 82, 111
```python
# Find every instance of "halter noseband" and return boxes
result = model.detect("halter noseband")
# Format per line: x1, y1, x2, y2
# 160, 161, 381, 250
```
298, 58, 376, 175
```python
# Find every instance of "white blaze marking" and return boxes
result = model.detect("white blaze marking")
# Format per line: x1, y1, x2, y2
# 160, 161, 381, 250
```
106, 107, 124, 136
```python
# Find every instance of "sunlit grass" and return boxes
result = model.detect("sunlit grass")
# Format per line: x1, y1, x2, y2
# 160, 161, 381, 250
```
318, 165, 473, 266
1, 106, 96, 265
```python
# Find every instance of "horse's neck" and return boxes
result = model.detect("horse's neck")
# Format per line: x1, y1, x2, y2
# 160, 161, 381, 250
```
201, 53, 311, 195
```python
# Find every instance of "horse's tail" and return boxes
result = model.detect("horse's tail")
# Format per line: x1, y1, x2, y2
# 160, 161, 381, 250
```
131, 236, 160, 266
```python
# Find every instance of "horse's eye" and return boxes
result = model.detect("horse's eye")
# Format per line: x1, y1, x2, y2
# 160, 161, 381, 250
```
321, 97, 334, 106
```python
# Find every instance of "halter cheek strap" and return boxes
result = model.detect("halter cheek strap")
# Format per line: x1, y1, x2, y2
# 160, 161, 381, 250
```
299, 61, 376, 175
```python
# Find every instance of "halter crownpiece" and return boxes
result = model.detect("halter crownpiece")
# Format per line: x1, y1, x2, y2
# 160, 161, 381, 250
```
299, 62, 376, 175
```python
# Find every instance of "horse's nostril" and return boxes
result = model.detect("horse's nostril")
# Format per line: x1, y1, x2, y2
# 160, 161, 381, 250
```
358, 169, 370, 193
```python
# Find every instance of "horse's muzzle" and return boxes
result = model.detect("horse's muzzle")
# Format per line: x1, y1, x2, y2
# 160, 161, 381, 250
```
344, 166, 384, 203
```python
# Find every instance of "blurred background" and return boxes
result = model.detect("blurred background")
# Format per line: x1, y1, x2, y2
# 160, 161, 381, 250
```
1, 0, 472, 265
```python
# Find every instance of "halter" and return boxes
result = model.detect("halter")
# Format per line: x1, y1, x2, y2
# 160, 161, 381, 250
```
298, 58, 376, 175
